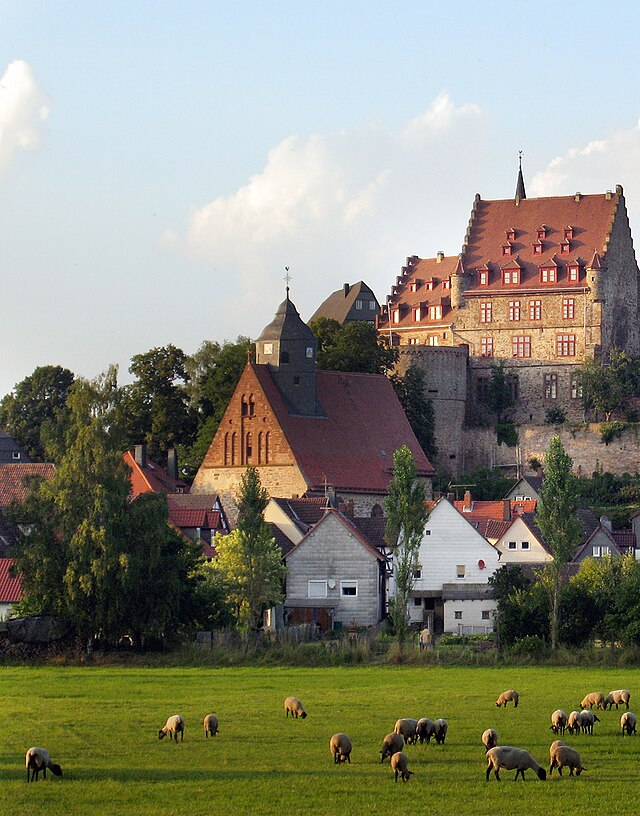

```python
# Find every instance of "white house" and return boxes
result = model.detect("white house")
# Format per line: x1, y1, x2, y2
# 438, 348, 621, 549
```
493, 514, 552, 564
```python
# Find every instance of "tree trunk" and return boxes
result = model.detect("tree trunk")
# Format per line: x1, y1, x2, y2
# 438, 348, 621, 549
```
550, 575, 560, 653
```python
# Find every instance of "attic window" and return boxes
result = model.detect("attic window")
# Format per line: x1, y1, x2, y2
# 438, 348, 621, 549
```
560, 240, 571, 254
502, 243, 513, 256
532, 241, 543, 255
263, 342, 273, 355
414, 307, 422, 322
426, 279, 435, 291
428, 305, 442, 320
355, 299, 363, 309
506, 228, 516, 241
564, 226, 574, 240
12, 451, 20, 460
369, 300, 376, 310
568, 264, 580, 282
478, 269, 489, 287
443, 279, 450, 290
540, 266, 557, 284
410, 281, 420, 292
502, 269, 519, 285
392, 309, 401, 324
537, 226, 547, 240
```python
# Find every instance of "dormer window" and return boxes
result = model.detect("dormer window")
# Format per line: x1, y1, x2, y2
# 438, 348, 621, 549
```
263, 342, 273, 355
506, 228, 516, 242
392, 309, 400, 324
426, 279, 436, 291
410, 280, 420, 293
305, 346, 314, 358
532, 240, 543, 255
477, 267, 489, 287
414, 306, 422, 322
536, 225, 548, 241
502, 269, 519, 285
501, 243, 513, 257
428, 304, 442, 320
443, 278, 450, 289
564, 226, 574, 240
568, 263, 580, 282
560, 240, 571, 254
540, 265, 557, 284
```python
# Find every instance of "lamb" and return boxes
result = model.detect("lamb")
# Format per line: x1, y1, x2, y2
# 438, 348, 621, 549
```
203, 714, 219, 738
390, 751, 414, 782
416, 718, 436, 744
549, 741, 585, 776
380, 732, 405, 762
25, 747, 63, 782
393, 718, 419, 746
567, 711, 583, 736
329, 733, 352, 764
433, 718, 448, 745
550, 709, 567, 736
284, 696, 307, 719
158, 714, 184, 742
604, 689, 631, 710
580, 692, 605, 710
621, 711, 637, 736
482, 728, 498, 751
485, 746, 547, 781
579, 709, 600, 735
495, 689, 519, 708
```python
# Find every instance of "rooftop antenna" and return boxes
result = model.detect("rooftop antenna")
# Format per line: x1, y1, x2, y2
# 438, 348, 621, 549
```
284, 266, 291, 298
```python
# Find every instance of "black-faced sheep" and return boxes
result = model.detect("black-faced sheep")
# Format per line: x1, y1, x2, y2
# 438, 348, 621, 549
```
579, 709, 600, 735
25, 747, 62, 782
567, 711, 583, 736
485, 746, 546, 781
580, 692, 605, 710
390, 750, 414, 782
495, 689, 519, 708
393, 718, 419, 745
284, 696, 307, 719
433, 718, 448, 745
203, 714, 219, 737
549, 741, 585, 776
621, 711, 637, 736
380, 732, 405, 762
482, 728, 498, 751
604, 689, 631, 710
330, 733, 352, 764
158, 714, 184, 742
550, 709, 567, 735
416, 718, 436, 744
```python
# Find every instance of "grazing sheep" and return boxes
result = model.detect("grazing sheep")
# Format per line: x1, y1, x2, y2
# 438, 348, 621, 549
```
549, 741, 585, 776
550, 710, 568, 736
25, 747, 62, 782
158, 714, 184, 742
416, 718, 436, 744
390, 751, 414, 782
329, 733, 352, 764
485, 746, 547, 782
393, 718, 419, 746
621, 711, 637, 736
284, 697, 307, 719
567, 711, 583, 736
495, 690, 519, 708
433, 718, 448, 745
580, 692, 605, 710
203, 714, 219, 738
482, 729, 498, 751
604, 689, 631, 710
380, 732, 405, 762
580, 709, 600, 735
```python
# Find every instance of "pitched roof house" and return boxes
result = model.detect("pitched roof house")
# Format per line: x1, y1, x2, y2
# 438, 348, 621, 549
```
0, 464, 56, 508
309, 281, 380, 325
0, 431, 31, 464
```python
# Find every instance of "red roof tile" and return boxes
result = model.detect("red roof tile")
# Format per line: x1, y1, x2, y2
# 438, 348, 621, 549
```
0, 558, 22, 602
168, 508, 222, 530
379, 255, 460, 329
0, 464, 56, 508
123, 451, 189, 498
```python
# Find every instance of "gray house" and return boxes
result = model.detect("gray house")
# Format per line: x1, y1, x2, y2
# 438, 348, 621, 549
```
309, 281, 379, 325
0, 431, 31, 464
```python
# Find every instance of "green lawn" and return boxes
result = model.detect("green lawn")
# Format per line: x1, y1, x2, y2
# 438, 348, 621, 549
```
1, 664, 639, 815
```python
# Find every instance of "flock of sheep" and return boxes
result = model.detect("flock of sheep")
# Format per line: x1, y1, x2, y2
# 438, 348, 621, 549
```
24, 685, 636, 784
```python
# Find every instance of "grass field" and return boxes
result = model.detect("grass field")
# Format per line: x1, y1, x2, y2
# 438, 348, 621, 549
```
1, 664, 639, 815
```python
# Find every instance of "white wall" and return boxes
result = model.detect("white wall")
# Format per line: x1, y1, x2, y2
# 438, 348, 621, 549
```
495, 516, 551, 563
444, 599, 496, 633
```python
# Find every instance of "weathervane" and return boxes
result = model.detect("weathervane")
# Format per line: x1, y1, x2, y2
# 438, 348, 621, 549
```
284, 266, 291, 297
518, 150, 523, 170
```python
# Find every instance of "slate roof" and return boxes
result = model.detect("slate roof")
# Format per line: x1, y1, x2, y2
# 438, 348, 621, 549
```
613, 530, 636, 553
251, 363, 434, 493
309, 281, 379, 324
351, 515, 388, 551
258, 296, 317, 343
270, 497, 330, 531
268, 522, 297, 557
284, 509, 385, 562
0, 558, 22, 603
0, 464, 56, 508
0, 431, 31, 464
123, 450, 190, 497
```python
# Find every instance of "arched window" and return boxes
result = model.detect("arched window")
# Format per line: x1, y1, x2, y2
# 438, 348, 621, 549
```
224, 432, 229, 465
245, 432, 253, 462
371, 504, 384, 518
241, 394, 248, 416
281, 351, 290, 364
248, 393, 255, 416
231, 432, 237, 465
257, 431, 263, 464
265, 431, 270, 464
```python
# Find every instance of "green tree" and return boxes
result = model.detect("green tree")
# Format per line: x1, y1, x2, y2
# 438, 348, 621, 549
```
536, 436, 582, 652
0, 365, 75, 461
310, 319, 397, 375
384, 446, 428, 644
391, 366, 438, 461
487, 362, 515, 423
213, 467, 285, 631
576, 350, 640, 421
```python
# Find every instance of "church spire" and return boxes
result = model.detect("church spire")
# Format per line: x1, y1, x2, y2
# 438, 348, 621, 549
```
515, 151, 526, 205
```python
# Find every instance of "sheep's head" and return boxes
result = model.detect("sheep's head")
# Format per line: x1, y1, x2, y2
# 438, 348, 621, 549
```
575, 766, 585, 776
158, 729, 166, 740
300, 711, 307, 719
536, 767, 547, 781
50, 763, 63, 777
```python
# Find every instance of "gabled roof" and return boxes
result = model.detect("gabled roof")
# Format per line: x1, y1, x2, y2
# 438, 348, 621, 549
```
0, 464, 56, 508
123, 450, 189, 497
267, 522, 297, 557
270, 496, 330, 530
167, 507, 222, 530
309, 281, 379, 324
572, 523, 624, 562
504, 475, 544, 499
0, 431, 31, 464
251, 364, 434, 492
0, 558, 22, 603
350, 515, 387, 551
285, 508, 385, 561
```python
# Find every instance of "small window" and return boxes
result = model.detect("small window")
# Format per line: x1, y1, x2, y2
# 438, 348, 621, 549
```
281, 351, 290, 364
592, 546, 601, 558
529, 299, 542, 320
427, 335, 439, 346
480, 302, 492, 323
263, 342, 273, 354
533, 242, 542, 255
392, 309, 400, 324
603, 546, 610, 556
429, 305, 442, 320
563, 298, 575, 320
540, 266, 557, 284
480, 337, 493, 357
12, 451, 20, 460
305, 346, 314, 358
454, 610, 463, 620
355, 299, 363, 310
508, 541, 517, 550
568, 265, 580, 282
512, 336, 531, 358
557, 335, 576, 357
425, 529, 431, 536
414, 307, 422, 322
544, 373, 558, 400
521, 541, 530, 551
478, 269, 489, 286
571, 374, 583, 400
560, 241, 570, 254
413, 597, 423, 607
509, 301, 521, 321
369, 300, 376, 310
481, 610, 490, 620
413, 567, 422, 580
308, 580, 327, 598
341, 580, 358, 597
456, 565, 466, 579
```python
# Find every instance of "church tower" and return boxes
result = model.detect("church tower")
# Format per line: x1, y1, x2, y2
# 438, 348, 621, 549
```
255, 293, 319, 416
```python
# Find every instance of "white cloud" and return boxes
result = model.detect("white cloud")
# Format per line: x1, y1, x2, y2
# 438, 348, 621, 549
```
0, 60, 49, 177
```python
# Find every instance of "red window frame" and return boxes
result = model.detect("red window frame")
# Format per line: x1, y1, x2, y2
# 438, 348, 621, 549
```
512, 336, 531, 358
562, 298, 575, 320
477, 269, 489, 287
540, 267, 557, 284
509, 300, 521, 321
529, 299, 542, 320
502, 269, 519, 285
557, 334, 576, 356
568, 264, 580, 282
480, 336, 494, 357
480, 302, 492, 322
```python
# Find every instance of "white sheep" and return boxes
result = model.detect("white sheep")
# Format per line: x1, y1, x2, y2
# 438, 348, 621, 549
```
485, 746, 547, 781
604, 689, 631, 710
482, 728, 498, 751
158, 714, 184, 742
25, 747, 63, 782
380, 732, 405, 762
416, 718, 436, 744
580, 692, 605, 710
579, 709, 600, 735
393, 718, 419, 746
203, 714, 219, 738
621, 711, 637, 736
567, 711, 583, 736
549, 741, 585, 776
390, 750, 414, 782
495, 689, 519, 708
550, 709, 567, 735
284, 696, 307, 719
433, 718, 448, 745
329, 733, 352, 764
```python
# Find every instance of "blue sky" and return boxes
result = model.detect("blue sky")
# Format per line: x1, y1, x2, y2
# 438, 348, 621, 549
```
2, 0, 640, 398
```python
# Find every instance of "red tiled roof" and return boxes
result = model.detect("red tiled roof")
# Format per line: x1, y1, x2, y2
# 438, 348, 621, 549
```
613, 530, 636, 551
0, 464, 56, 508
0, 558, 22, 602
123, 451, 189, 498
168, 508, 222, 530
252, 364, 434, 493
452, 499, 536, 521
379, 255, 460, 330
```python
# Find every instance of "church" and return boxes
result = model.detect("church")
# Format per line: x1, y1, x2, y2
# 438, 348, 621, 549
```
192, 293, 434, 515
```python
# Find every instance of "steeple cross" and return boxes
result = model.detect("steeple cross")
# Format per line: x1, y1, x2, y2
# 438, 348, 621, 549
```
284, 266, 292, 297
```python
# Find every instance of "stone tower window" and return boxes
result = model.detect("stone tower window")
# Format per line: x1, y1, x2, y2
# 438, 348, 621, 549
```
263, 343, 273, 355
306, 346, 314, 358
245, 432, 252, 462
281, 351, 290, 364
231, 432, 237, 465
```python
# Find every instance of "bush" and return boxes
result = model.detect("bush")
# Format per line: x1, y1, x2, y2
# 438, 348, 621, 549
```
600, 420, 630, 445
496, 422, 518, 447
506, 635, 549, 660
545, 407, 567, 425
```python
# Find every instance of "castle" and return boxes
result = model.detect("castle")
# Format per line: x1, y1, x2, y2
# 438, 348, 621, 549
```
379, 167, 640, 473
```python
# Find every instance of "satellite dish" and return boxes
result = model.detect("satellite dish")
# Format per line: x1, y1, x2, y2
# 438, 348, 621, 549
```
478, 559, 486, 570
328, 579, 336, 590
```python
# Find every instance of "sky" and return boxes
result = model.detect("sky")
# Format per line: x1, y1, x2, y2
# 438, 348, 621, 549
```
2, 0, 640, 399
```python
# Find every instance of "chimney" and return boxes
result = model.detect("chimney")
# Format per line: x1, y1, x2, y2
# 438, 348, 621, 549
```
436, 251, 445, 263
575, 192, 582, 202
446, 492, 454, 503
463, 490, 472, 512
343, 283, 350, 297
503, 499, 511, 521
605, 190, 612, 201
167, 448, 178, 482
327, 487, 338, 508
134, 444, 147, 468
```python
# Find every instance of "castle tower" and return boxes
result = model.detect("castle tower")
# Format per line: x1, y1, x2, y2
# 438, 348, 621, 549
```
255, 293, 319, 415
